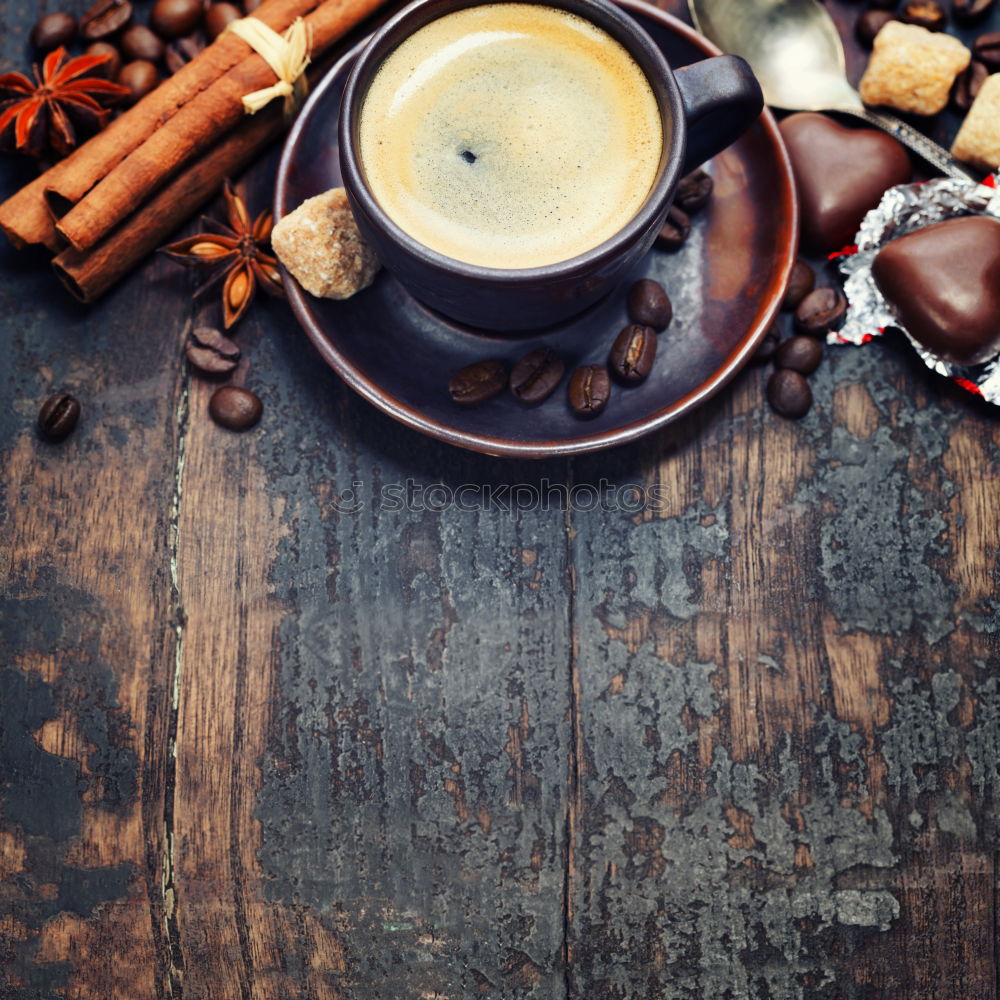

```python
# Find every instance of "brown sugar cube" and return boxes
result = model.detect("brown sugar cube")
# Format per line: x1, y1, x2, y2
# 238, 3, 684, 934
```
859, 21, 971, 115
272, 187, 381, 300
951, 73, 1000, 173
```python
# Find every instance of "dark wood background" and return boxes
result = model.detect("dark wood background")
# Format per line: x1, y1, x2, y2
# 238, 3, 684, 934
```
2, 1, 998, 997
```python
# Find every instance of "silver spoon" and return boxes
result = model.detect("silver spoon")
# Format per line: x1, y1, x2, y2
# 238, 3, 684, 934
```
687, 0, 977, 180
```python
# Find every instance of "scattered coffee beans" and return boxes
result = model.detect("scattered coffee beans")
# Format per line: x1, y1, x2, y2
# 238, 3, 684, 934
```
973, 31, 1000, 71
795, 287, 847, 336
753, 326, 780, 364
204, 3, 242, 40
954, 0, 996, 22
674, 168, 714, 214
121, 24, 166, 62
448, 360, 507, 404
627, 278, 672, 330
186, 327, 241, 376
609, 324, 657, 383
209, 386, 262, 430
655, 204, 691, 252
774, 335, 823, 375
951, 60, 989, 111
85, 41, 122, 78
38, 392, 81, 441
767, 369, 812, 418
118, 60, 161, 104
509, 348, 565, 404
856, 9, 895, 46
150, 0, 203, 38
80, 0, 133, 40
30, 12, 77, 51
568, 365, 611, 416
782, 258, 816, 311
767, 280, 840, 417
898, 0, 947, 29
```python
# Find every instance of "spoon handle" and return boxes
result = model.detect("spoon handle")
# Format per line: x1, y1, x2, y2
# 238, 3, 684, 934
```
836, 106, 979, 182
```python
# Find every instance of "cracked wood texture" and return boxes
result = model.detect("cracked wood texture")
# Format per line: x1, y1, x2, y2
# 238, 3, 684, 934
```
1, 1, 998, 998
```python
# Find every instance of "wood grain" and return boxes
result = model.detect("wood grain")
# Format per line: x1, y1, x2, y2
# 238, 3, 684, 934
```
157, 172, 575, 1000
2, 1, 999, 998
0, 239, 183, 996
567, 339, 1000, 999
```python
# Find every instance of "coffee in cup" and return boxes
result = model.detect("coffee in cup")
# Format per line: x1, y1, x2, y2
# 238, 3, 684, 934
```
339, 0, 763, 329
357, 3, 663, 269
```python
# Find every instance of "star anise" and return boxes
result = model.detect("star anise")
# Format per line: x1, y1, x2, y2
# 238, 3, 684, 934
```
160, 181, 285, 329
0, 47, 129, 158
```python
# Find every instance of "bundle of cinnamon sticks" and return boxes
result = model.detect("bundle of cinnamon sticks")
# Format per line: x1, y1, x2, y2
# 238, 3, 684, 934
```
0, 0, 386, 302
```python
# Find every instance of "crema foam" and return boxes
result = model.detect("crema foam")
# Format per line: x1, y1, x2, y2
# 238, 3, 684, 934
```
358, 4, 664, 269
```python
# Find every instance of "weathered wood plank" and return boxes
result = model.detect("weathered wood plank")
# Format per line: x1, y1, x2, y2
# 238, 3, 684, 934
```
566, 331, 1000, 998
2, 0, 1000, 997
167, 175, 575, 1000
0, 184, 182, 1000
560, 7, 1000, 994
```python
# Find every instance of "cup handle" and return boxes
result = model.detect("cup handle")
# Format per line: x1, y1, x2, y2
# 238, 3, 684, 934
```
674, 55, 764, 174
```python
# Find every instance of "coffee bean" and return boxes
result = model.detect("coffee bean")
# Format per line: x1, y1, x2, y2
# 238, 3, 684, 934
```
121, 24, 166, 62
898, 0, 947, 29
186, 326, 241, 376
204, 3, 242, 40
117, 60, 161, 104
626, 279, 672, 330
609, 324, 657, 383
774, 335, 823, 374
767, 369, 812, 418
655, 204, 691, 252
795, 287, 847, 336
856, 9, 895, 46
31, 12, 77, 52
674, 168, 713, 214
209, 386, 262, 430
85, 41, 122, 78
80, 0, 133, 40
753, 326, 780, 364
448, 360, 507, 404
782, 258, 816, 311
951, 60, 989, 112
509, 348, 565, 404
38, 392, 81, 441
151, 0, 204, 39
973, 31, 1000, 71
568, 365, 611, 416
954, 0, 996, 23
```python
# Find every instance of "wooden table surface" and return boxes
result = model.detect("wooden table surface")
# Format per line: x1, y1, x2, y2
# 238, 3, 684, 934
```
2, 1, 999, 997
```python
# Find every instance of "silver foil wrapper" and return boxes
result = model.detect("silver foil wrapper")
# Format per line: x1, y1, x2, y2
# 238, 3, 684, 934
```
835, 171, 1000, 404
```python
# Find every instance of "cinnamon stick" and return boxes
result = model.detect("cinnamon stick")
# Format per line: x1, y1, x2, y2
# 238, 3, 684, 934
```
0, 173, 61, 251
0, 0, 323, 251
56, 0, 385, 253
51, 44, 346, 303
52, 108, 286, 303
45, 0, 325, 215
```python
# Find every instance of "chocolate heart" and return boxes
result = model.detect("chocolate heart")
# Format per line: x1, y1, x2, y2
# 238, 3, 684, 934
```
873, 216, 1000, 366
779, 112, 912, 254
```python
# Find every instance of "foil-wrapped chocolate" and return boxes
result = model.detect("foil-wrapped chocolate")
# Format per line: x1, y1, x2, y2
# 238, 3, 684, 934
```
836, 171, 1000, 405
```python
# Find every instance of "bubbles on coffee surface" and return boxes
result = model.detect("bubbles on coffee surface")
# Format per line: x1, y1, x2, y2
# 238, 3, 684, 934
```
358, 4, 662, 269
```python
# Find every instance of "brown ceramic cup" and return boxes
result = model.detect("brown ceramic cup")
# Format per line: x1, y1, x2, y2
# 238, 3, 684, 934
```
339, 0, 763, 330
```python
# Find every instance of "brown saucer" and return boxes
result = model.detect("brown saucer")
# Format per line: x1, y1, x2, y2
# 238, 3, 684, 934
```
275, 1, 798, 458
